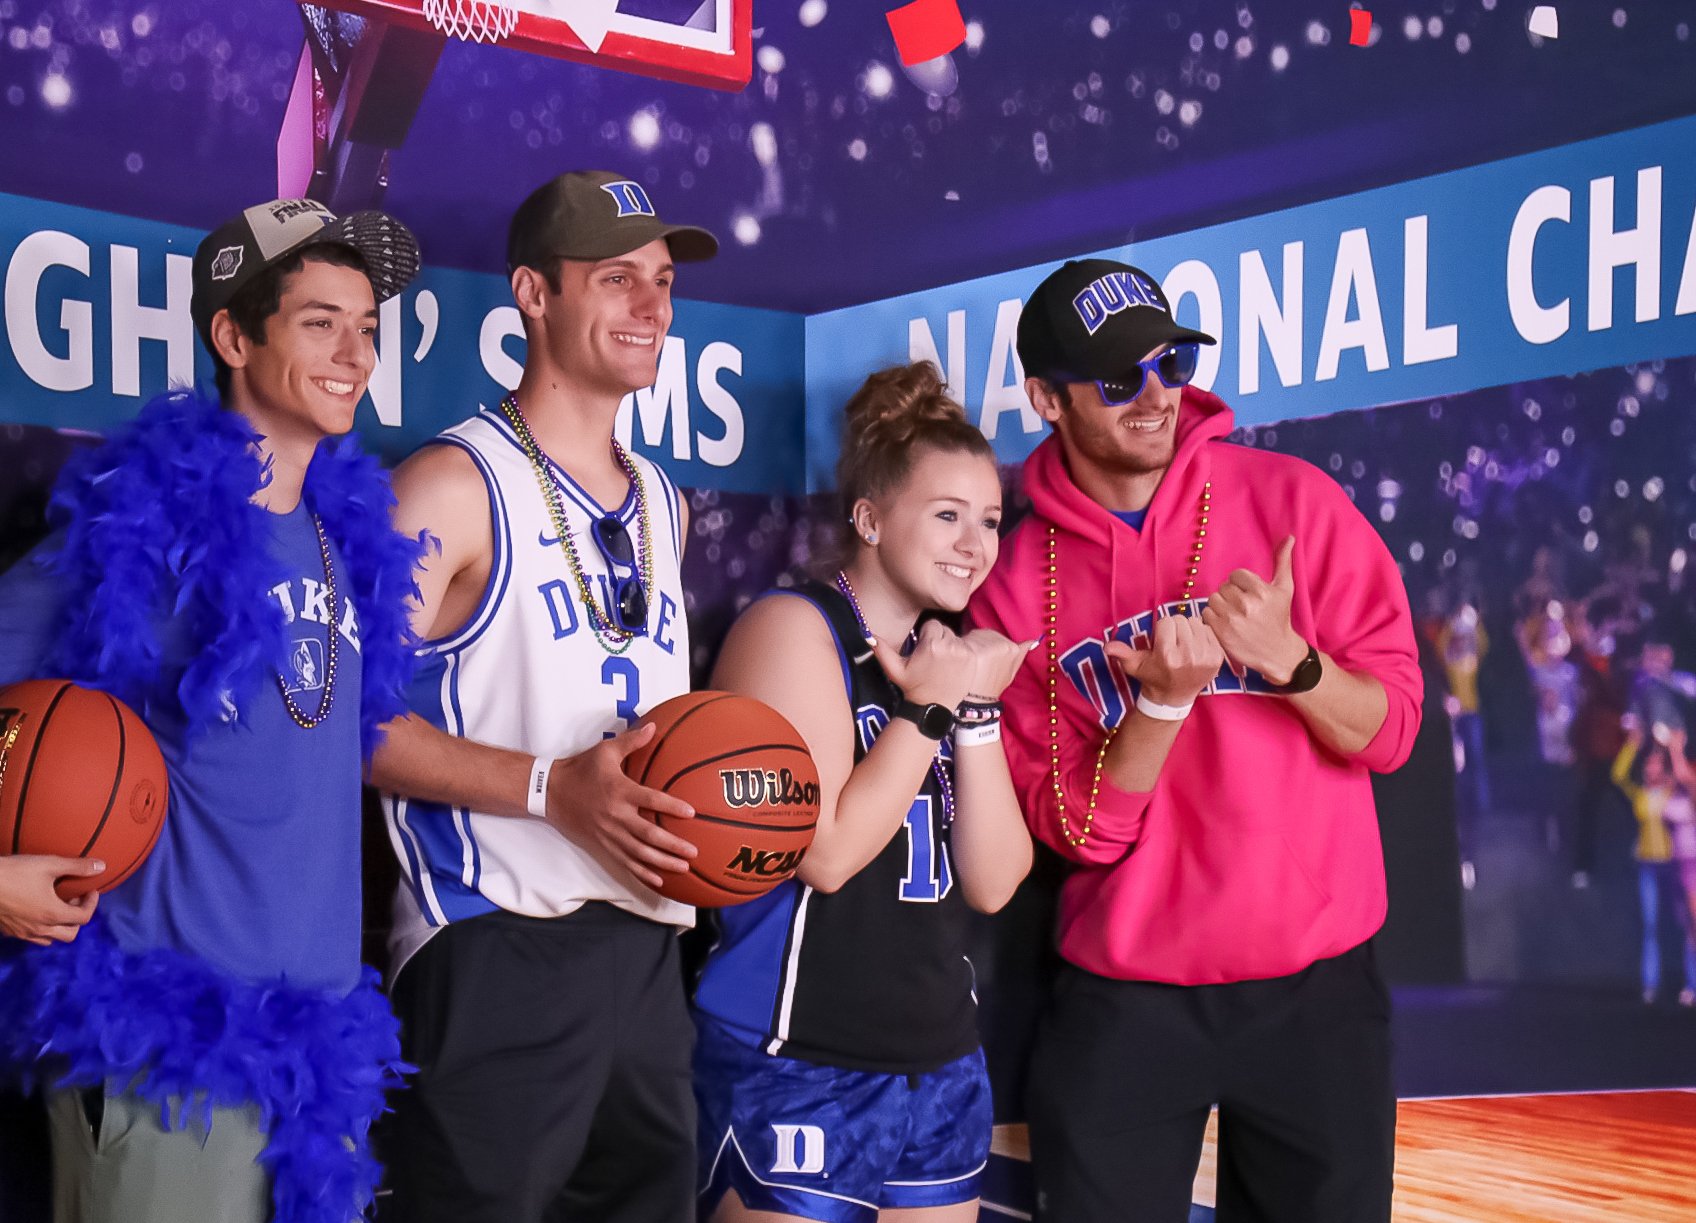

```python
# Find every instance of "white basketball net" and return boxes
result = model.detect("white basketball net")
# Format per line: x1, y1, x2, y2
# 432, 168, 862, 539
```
421, 0, 519, 43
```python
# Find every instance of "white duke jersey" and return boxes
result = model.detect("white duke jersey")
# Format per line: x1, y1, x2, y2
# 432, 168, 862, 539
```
383, 406, 693, 974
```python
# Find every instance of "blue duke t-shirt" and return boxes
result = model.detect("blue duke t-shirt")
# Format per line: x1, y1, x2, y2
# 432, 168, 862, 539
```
0, 503, 365, 993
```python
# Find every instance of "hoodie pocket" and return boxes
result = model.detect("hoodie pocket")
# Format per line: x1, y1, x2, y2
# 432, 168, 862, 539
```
1158, 829, 1335, 976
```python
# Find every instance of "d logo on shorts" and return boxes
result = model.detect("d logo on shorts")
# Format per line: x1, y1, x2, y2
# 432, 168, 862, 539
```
770, 1124, 826, 1175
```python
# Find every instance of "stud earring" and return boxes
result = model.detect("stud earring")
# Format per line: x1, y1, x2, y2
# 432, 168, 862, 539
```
865, 533, 878, 544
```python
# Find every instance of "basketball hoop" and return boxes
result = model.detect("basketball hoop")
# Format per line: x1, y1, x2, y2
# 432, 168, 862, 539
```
294, 0, 751, 87
421, 0, 517, 43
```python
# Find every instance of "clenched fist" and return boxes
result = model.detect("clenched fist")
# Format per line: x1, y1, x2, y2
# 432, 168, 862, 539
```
1105, 611, 1226, 708
871, 619, 977, 711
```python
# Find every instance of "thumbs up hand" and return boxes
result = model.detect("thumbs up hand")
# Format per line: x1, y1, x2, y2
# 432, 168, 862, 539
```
1199, 536, 1311, 686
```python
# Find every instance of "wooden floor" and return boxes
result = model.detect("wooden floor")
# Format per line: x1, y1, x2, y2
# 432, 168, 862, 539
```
990, 1090, 1696, 1221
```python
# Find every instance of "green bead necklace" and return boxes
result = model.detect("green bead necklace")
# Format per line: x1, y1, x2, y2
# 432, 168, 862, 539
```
497, 393, 654, 656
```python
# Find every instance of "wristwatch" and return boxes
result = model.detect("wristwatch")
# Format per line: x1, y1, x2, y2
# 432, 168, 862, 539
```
893, 698, 956, 740
1270, 643, 1323, 694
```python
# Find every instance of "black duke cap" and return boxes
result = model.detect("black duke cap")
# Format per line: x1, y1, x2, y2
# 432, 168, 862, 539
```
1018, 258, 1216, 383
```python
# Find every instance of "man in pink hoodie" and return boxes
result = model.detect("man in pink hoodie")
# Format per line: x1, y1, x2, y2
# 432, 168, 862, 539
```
968, 259, 1422, 1223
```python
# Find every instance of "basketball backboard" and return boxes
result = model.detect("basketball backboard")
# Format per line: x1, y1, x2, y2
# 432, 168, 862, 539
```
309, 0, 752, 91
281, 1, 751, 211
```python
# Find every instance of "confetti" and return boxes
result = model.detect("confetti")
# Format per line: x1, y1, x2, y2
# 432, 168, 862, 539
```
1349, 9, 1373, 46
1528, 5, 1559, 39
885, 0, 967, 68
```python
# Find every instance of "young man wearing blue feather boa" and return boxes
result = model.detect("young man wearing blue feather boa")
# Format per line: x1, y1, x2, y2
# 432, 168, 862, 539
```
0, 199, 426, 1223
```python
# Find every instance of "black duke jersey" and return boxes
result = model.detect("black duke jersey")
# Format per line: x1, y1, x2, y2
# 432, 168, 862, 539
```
692, 580, 978, 1073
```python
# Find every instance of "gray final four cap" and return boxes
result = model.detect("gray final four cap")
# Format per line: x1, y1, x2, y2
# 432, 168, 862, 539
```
507, 171, 719, 274
191, 199, 421, 346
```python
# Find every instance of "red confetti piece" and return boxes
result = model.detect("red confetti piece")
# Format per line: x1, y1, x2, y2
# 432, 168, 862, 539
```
886, 0, 967, 67
1349, 9, 1373, 46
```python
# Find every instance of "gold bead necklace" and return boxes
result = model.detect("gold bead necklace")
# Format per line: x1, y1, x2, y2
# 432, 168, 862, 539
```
497, 393, 654, 656
1047, 481, 1211, 848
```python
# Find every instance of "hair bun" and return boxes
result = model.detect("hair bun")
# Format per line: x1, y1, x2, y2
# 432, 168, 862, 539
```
843, 361, 967, 453
831, 361, 994, 544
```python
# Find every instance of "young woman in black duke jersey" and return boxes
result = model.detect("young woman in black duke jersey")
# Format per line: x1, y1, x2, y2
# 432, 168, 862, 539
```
692, 362, 1034, 1223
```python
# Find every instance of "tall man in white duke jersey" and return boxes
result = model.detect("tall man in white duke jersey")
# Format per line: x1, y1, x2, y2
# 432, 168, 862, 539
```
370, 172, 718, 1223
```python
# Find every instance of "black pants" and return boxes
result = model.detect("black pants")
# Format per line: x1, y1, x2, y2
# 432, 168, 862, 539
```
381, 904, 696, 1223
1027, 943, 1394, 1223
1570, 756, 1616, 875
0, 1087, 51, 1223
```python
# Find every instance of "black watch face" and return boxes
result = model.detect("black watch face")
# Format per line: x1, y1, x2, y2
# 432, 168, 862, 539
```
917, 704, 955, 739
1285, 648, 1322, 693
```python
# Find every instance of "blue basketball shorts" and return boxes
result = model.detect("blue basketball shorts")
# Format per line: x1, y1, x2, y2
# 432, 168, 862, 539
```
693, 1017, 992, 1223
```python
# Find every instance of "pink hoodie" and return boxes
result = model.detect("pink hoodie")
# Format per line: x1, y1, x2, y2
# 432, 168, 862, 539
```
968, 387, 1422, 984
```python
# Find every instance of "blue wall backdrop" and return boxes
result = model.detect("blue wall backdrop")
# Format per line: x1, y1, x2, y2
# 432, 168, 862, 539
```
0, 191, 807, 490
806, 114, 1696, 486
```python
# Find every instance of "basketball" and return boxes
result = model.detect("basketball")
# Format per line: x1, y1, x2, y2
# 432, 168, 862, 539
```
624, 691, 820, 908
0, 679, 169, 900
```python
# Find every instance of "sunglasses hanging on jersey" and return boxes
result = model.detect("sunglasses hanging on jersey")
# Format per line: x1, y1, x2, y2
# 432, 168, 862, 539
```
590, 514, 649, 636
1094, 342, 1202, 407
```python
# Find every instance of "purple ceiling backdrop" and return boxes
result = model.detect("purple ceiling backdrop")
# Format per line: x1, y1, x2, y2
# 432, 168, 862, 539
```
0, 1, 1692, 311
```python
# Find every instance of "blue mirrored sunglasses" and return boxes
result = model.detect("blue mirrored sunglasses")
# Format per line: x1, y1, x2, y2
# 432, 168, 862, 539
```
1093, 342, 1202, 407
591, 515, 648, 635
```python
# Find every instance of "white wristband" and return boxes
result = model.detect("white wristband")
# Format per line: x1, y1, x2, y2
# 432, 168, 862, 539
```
527, 756, 555, 818
1134, 693, 1193, 722
954, 719, 1003, 748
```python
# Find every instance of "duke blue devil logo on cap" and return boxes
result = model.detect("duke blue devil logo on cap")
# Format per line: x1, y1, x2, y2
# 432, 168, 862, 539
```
1073, 269, 1164, 335
600, 180, 656, 218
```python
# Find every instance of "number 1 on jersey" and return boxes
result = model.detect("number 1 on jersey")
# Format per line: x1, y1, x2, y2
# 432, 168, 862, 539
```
899, 795, 953, 903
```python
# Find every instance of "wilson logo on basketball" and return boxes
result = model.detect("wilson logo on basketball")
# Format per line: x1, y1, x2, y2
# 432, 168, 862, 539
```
720, 767, 820, 810
726, 846, 807, 878
129, 779, 160, 825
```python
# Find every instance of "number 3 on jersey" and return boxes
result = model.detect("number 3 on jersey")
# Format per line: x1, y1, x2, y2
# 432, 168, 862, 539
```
602, 657, 641, 735
899, 795, 953, 902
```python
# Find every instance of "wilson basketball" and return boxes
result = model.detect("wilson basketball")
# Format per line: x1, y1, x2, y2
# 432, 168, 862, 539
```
0, 679, 169, 900
624, 691, 820, 908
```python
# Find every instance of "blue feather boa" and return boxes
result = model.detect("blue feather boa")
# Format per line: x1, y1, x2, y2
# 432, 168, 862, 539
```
39, 388, 427, 756
0, 924, 407, 1223
3, 390, 429, 1217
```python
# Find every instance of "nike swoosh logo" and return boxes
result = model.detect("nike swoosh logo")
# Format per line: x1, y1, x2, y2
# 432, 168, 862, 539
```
539, 531, 562, 548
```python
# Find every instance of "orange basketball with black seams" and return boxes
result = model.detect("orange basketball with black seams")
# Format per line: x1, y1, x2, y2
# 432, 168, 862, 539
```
623, 691, 820, 908
0, 679, 169, 900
